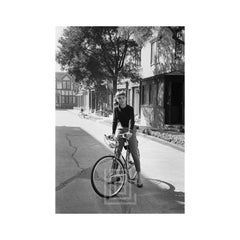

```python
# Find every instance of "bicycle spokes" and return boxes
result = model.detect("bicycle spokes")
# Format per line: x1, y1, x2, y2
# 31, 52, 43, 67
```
91, 156, 126, 198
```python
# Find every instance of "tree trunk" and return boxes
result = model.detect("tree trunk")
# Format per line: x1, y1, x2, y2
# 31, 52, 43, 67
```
125, 81, 129, 104
112, 76, 118, 96
112, 75, 118, 109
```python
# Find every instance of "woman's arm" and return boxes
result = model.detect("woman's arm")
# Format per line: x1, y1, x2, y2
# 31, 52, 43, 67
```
128, 107, 135, 133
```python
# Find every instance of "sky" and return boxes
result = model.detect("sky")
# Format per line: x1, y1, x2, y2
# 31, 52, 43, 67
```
55, 26, 65, 72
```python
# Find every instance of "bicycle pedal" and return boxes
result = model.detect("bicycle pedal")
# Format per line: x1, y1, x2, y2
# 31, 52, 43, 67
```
127, 179, 135, 184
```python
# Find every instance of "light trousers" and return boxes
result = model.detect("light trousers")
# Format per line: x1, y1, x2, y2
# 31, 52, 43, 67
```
115, 126, 141, 172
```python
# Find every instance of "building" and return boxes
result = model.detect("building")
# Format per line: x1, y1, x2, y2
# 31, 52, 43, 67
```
75, 88, 89, 112
68, 27, 185, 129
138, 28, 185, 129
55, 72, 77, 109
117, 80, 140, 117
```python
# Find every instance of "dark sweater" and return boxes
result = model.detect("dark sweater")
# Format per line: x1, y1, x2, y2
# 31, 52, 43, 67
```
112, 105, 135, 134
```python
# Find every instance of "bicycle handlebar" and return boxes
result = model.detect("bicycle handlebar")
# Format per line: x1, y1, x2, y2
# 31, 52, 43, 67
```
104, 133, 129, 141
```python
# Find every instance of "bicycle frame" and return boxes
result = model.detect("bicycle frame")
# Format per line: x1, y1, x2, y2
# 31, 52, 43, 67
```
91, 134, 137, 198
104, 134, 136, 179
113, 138, 132, 176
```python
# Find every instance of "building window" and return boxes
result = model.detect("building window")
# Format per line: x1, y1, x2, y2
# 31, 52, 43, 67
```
73, 96, 75, 104
133, 48, 141, 66
149, 84, 152, 104
62, 96, 65, 104
69, 96, 72, 104
151, 41, 159, 65
141, 86, 144, 104
62, 81, 66, 89
67, 81, 71, 89
56, 95, 61, 104
56, 81, 62, 89
174, 30, 184, 60
141, 85, 148, 105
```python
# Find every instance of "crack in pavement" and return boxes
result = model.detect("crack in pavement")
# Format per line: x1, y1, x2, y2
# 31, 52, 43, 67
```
56, 134, 88, 191
65, 134, 100, 168
57, 132, 101, 192
65, 134, 83, 169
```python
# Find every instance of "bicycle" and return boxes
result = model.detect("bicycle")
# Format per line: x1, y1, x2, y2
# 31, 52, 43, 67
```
91, 133, 137, 198
78, 109, 87, 118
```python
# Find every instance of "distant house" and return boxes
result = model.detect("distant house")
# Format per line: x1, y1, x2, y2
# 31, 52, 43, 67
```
55, 72, 77, 109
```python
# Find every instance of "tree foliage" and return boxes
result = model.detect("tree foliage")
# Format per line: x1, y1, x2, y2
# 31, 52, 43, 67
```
150, 26, 185, 74
56, 27, 153, 96
56, 26, 185, 106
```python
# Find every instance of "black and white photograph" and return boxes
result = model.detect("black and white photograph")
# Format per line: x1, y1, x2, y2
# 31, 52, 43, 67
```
55, 26, 185, 213
2, 0, 240, 239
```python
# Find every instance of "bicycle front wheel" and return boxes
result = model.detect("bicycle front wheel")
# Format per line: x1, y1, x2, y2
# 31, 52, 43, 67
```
91, 156, 126, 198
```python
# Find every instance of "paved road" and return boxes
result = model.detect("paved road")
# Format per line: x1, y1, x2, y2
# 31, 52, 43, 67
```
56, 110, 184, 213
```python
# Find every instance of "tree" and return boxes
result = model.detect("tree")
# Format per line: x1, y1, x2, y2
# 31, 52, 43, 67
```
56, 27, 152, 98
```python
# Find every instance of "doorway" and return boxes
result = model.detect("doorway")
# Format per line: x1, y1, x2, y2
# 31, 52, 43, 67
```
164, 76, 184, 125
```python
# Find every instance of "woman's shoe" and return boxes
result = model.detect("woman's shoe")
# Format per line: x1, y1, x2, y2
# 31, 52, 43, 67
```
136, 178, 143, 188
136, 173, 143, 188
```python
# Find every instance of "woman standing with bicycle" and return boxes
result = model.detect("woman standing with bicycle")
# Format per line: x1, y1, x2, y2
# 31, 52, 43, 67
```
110, 91, 143, 188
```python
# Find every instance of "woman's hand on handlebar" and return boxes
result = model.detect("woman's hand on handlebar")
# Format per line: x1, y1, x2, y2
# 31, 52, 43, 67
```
108, 134, 115, 140
125, 132, 132, 140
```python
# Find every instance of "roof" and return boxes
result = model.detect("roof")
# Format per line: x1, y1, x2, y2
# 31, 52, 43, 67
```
55, 72, 75, 81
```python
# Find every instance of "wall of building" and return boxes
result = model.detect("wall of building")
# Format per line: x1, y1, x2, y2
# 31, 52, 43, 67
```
140, 76, 165, 129
154, 79, 165, 128
76, 90, 90, 112
138, 29, 184, 128
140, 41, 153, 79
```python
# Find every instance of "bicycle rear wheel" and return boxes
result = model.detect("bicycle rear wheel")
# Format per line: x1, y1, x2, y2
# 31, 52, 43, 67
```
127, 154, 137, 181
91, 156, 126, 198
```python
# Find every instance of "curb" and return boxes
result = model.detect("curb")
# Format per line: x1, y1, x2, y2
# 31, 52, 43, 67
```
67, 110, 184, 152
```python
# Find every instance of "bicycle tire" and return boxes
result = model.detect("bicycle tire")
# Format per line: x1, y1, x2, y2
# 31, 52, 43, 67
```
127, 154, 137, 181
91, 155, 126, 198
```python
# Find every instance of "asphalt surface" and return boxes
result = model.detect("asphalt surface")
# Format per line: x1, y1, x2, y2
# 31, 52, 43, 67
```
55, 110, 184, 213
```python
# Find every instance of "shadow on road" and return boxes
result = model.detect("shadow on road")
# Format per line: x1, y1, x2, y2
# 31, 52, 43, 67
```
56, 125, 184, 213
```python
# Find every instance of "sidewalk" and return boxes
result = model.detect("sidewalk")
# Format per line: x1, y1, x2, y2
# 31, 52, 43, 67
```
67, 109, 184, 192
70, 109, 184, 152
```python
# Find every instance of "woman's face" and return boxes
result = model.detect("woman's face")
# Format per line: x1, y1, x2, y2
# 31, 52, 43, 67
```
117, 95, 126, 106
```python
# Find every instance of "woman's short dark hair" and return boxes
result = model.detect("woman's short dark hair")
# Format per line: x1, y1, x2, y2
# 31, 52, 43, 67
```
115, 91, 126, 99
